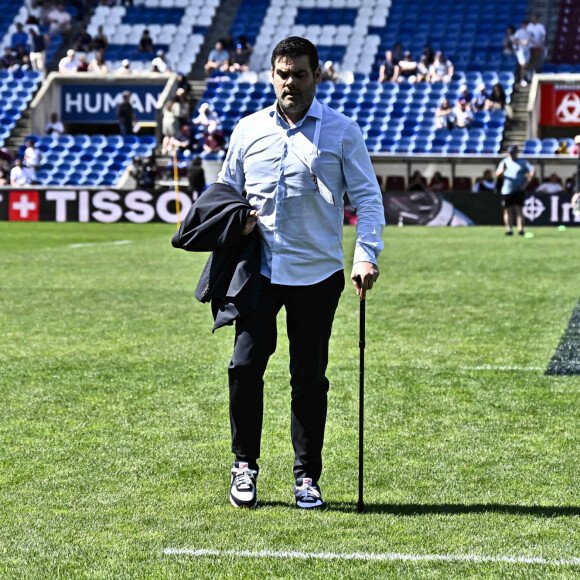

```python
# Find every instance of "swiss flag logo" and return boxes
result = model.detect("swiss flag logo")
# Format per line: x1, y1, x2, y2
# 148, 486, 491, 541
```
9, 191, 39, 221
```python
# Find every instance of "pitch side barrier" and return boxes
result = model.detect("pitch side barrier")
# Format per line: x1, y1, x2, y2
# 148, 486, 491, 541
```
0, 187, 578, 226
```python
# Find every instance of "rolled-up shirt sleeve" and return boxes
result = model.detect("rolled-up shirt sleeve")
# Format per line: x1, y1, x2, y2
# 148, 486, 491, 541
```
342, 122, 386, 265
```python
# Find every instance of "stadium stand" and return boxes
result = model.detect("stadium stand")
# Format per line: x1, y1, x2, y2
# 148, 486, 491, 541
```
0, 0, 578, 192
552, 0, 580, 64
0, 70, 42, 149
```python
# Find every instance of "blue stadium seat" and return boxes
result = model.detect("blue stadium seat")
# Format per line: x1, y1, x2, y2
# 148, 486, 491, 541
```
523, 139, 541, 154
540, 138, 559, 154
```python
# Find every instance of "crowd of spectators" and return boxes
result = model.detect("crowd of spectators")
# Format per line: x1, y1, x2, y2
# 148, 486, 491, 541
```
378, 46, 454, 85
203, 35, 253, 77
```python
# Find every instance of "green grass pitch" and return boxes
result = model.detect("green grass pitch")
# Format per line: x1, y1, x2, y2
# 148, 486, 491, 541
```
1, 222, 579, 579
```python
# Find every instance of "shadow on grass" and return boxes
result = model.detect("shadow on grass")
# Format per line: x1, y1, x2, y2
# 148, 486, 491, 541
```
257, 501, 580, 517
318, 503, 580, 517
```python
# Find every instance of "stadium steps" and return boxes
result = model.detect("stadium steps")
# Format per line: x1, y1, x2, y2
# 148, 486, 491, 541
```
5, 109, 32, 151
500, 85, 530, 152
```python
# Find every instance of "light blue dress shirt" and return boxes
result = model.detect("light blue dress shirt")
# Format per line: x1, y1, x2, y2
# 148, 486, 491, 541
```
217, 97, 385, 286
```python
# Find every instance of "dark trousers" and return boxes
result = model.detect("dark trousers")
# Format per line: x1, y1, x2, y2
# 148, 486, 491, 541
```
228, 270, 345, 482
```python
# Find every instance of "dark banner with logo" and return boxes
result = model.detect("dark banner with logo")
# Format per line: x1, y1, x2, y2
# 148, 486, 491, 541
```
1, 189, 578, 225
384, 191, 580, 226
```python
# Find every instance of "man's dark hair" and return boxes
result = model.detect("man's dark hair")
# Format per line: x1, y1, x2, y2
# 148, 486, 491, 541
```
271, 36, 319, 74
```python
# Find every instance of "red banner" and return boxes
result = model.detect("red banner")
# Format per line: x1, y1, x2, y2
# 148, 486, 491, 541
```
541, 84, 580, 126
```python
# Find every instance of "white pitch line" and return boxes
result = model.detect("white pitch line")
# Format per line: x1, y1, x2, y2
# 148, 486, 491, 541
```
163, 548, 580, 567
68, 240, 133, 248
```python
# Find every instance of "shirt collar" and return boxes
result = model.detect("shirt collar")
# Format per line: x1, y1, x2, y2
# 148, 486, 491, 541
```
270, 97, 322, 128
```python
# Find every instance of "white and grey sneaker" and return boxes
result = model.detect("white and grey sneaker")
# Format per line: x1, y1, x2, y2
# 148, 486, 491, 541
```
230, 462, 258, 508
292, 477, 324, 509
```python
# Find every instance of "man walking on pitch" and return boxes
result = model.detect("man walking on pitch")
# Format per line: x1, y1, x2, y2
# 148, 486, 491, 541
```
496, 145, 534, 236
217, 37, 385, 509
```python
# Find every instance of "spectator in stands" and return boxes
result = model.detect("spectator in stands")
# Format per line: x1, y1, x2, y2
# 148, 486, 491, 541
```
116, 59, 132, 74
398, 51, 417, 83
58, 49, 78, 73
131, 156, 155, 189
202, 128, 226, 154
117, 90, 136, 136
421, 44, 435, 66
321, 60, 338, 83
513, 19, 532, 86
172, 123, 203, 156
407, 170, 428, 191
556, 140, 570, 155
45, 112, 64, 136
378, 50, 399, 83
487, 82, 507, 111
471, 83, 489, 111
11, 23, 29, 54
221, 32, 235, 57
10, 157, 32, 185
175, 87, 190, 130
176, 73, 191, 96
392, 41, 404, 63
429, 51, 454, 83
570, 135, 580, 156
503, 25, 516, 55
187, 156, 206, 201
429, 171, 450, 192
0, 47, 16, 70
228, 43, 251, 73
161, 96, 181, 154
91, 25, 108, 52
26, 1, 43, 25
473, 169, 496, 193
23, 138, 41, 181
236, 34, 253, 56
47, 3, 71, 35
454, 100, 474, 129
204, 40, 229, 77
495, 145, 534, 235
76, 54, 89, 72
435, 97, 454, 129
137, 29, 155, 54
415, 55, 430, 83
0, 166, 7, 186
457, 84, 472, 104
193, 102, 219, 134
527, 13, 546, 73
88, 51, 108, 74
74, 26, 92, 52
535, 173, 564, 193
28, 27, 48, 75
152, 49, 171, 73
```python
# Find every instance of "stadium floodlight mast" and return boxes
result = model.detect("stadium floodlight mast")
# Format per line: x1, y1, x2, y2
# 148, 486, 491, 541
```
355, 276, 366, 513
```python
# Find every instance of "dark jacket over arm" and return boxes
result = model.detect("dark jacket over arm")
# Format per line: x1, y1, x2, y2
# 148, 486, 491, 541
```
171, 182, 261, 331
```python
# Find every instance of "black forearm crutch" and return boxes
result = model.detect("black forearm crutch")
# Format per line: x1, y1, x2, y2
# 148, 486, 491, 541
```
355, 277, 366, 513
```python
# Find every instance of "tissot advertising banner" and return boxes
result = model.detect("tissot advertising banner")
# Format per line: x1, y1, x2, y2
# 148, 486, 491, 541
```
540, 83, 580, 126
0, 189, 193, 223
61, 85, 162, 123
1, 189, 578, 225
